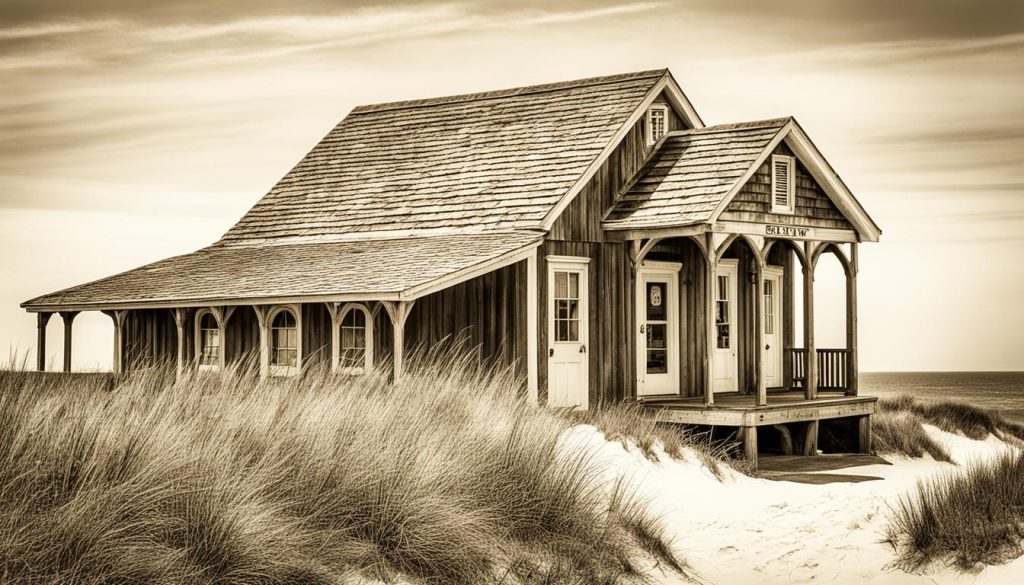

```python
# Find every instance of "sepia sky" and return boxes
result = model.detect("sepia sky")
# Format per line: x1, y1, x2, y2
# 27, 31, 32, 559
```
2, 0, 1022, 371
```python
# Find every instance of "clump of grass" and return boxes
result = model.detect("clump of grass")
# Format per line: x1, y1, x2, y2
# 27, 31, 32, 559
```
565, 402, 745, 478
885, 451, 1024, 572
873, 395, 1024, 460
0, 349, 688, 584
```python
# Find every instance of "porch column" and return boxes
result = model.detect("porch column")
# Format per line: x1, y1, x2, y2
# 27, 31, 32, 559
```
59, 311, 78, 372
382, 300, 415, 382
526, 249, 539, 404
754, 262, 767, 406
172, 308, 189, 381
36, 312, 52, 371
214, 306, 235, 373
253, 305, 271, 379
326, 302, 342, 373
703, 232, 716, 405
802, 241, 817, 400
846, 243, 859, 396
103, 310, 128, 377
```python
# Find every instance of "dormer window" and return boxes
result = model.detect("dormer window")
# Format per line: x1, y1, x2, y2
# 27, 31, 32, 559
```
771, 154, 795, 214
647, 104, 668, 144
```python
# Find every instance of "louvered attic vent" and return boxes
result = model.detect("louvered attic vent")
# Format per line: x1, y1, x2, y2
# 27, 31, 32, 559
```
771, 154, 795, 214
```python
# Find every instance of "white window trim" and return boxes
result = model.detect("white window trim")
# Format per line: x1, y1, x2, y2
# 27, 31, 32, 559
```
267, 305, 302, 377
771, 154, 796, 214
194, 308, 220, 372
335, 302, 374, 376
646, 104, 669, 145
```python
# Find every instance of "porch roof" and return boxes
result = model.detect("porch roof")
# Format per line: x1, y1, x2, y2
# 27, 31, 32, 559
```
602, 118, 790, 231
21, 231, 542, 312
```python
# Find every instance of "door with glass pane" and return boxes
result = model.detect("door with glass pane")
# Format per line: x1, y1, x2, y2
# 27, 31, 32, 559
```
546, 257, 589, 410
636, 262, 680, 396
712, 260, 738, 392
763, 267, 784, 387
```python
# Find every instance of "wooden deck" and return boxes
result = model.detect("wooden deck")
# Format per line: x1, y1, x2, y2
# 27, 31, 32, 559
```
639, 390, 877, 427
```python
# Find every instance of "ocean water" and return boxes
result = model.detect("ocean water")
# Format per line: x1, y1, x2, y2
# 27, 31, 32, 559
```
861, 372, 1024, 425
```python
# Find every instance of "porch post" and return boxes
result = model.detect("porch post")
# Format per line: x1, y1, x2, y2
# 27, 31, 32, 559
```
802, 241, 817, 400
754, 261, 767, 406
846, 243, 859, 396
253, 305, 271, 379
212, 306, 236, 373
36, 312, 52, 371
59, 311, 78, 373
326, 302, 342, 373
382, 300, 415, 382
172, 308, 188, 381
526, 248, 539, 404
103, 310, 128, 377
703, 231, 716, 405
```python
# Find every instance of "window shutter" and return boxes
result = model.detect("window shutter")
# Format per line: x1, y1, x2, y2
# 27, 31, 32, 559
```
771, 155, 794, 213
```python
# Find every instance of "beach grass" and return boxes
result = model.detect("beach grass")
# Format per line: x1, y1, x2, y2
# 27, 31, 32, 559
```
885, 451, 1024, 572
0, 352, 688, 585
873, 395, 1024, 461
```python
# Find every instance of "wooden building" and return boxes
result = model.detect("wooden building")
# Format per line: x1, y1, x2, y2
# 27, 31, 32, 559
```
23, 70, 881, 462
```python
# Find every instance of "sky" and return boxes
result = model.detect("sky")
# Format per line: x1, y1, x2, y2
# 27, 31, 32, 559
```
1, 0, 1022, 372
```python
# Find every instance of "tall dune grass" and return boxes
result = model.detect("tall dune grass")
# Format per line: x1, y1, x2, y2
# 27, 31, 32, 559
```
873, 395, 1024, 461
0, 351, 687, 584
885, 452, 1024, 572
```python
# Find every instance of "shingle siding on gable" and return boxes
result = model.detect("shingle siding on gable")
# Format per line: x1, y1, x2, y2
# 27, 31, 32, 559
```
719, 143, 853, 230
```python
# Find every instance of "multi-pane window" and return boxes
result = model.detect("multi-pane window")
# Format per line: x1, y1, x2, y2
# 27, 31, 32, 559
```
553, 270, 580, 342
647, 105, 668, 144
198, 312, 219, 367
715, 275, 731, 349
340, 308, 369, 372
763, 279, 775, 335
645, 282, 668, 374
271, 310, 298, 368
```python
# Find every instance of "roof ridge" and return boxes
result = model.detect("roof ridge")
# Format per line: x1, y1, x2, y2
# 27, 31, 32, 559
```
662, 117, 792, 139
350, 69, 668, 114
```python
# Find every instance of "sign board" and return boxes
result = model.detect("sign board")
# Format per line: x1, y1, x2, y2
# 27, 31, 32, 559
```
765, 225, 814, 239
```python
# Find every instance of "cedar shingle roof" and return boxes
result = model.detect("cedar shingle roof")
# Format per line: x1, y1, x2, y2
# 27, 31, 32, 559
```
219, 69, 667, 245
22, 232, 541, 310
602, 118, 790, 230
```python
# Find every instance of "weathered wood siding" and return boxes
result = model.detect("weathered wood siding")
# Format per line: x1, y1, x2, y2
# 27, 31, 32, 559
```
720, 143, 853, 230
225, 307, 259, 374
123, 309, 177, 370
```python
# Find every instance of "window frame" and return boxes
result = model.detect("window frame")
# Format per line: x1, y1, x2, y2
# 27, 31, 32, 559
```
268, 306, 301, 377
336, 303, 374, 375
770, 154, 796, 214
194, 309, 221, 372
646, 104, 669, 145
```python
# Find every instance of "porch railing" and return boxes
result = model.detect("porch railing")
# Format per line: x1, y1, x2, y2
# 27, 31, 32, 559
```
786, 347, 851, 393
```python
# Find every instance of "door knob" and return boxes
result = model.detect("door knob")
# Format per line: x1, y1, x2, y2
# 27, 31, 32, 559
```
549, 348, 554, 357
579, 344, 587, 354
765, 344, 770, 350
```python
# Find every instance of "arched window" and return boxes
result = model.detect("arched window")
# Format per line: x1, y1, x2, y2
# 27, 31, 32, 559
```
271, 310, 298, 369
339, 305, 373, 374
197, 311, 220, 369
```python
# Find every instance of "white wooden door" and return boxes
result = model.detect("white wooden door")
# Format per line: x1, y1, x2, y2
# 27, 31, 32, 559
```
636, 262, 681, 397
547, 257, 589, 410
712, 260, 738, 392
763, 267, 784, 387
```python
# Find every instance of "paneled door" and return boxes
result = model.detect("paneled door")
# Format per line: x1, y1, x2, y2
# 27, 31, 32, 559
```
546, 256, 589, 410
763, 266, 784, 387
712, 260, 738, 392
636, 262, 681, 396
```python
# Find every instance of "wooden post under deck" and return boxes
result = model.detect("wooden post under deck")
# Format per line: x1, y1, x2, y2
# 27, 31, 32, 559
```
858, 415, 872, 453
703, 231, 716, 405
803, 241, 817, 399
754, 261, 767, 406
740, 426, 758, 464
846, 243, 859, 396
59, 311, 78, 373
36, 312, 52, 371
382, 300, 415, 382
